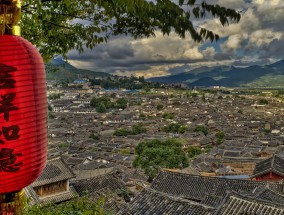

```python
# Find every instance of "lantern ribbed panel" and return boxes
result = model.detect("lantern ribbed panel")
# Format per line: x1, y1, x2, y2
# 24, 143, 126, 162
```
0, 35, 47, 194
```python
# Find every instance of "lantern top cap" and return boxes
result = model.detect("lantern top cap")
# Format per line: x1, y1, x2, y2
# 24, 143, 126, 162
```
0, 0, 21, 35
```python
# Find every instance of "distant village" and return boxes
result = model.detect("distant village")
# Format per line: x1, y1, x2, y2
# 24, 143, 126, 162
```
25, 77, 284, 214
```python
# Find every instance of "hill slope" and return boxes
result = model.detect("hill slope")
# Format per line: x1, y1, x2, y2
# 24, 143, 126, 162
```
45, 58, 110, 82
148, 60, 284, 87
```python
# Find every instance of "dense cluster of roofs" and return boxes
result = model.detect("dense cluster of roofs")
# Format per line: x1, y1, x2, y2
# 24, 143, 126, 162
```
25, 157, 284, 214
27, 80, 284, 213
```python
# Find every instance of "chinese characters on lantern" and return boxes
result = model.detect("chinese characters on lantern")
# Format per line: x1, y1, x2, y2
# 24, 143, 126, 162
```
0, 64, 16, 89
0, 64, 23, 172
0, 93, 19, 121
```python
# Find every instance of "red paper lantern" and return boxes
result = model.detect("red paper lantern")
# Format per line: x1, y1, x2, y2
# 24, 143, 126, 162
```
0, 35, 47, 194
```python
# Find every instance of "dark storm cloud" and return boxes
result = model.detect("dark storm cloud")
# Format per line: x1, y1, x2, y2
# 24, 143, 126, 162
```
68, 37, 211, 74
68, 42, 134, 61
256, 5, 284, 32
259, 37, 284, 59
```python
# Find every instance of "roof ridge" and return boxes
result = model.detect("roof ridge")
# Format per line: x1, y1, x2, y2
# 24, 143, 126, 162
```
72, 170, 118, 182
158, 169, 267, 184
144, 188, 215, 210
227, 191, 284, 209
271, 154, 276, 169
214, 190, 284, 215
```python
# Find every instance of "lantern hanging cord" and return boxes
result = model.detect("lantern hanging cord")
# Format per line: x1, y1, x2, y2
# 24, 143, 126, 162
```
0, 0, 21, 35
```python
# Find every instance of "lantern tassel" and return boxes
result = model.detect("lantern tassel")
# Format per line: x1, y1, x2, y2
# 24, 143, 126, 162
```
0, 190, 25, 215
0, 0, 21, 34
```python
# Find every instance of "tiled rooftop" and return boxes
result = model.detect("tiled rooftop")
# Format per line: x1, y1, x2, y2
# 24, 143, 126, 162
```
31, 158, 76, 187
214, 192, 284, 215
119, 188, 214, 215
251, 155, 284, 178
71, 171, 125, 196
151, 170, 277, 201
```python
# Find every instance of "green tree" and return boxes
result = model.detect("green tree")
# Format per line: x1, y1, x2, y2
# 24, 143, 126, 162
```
131, 123, 147, 135
259, 99, 269, 105
133, 139, 188, 180
113, 128, 131, 136
19, 0, 240, 60
238, 109, 243, 114
89, 132, 100, 140
138, 76, 145, 83
47, 104, 53, 111
144, 87, 151, 93
113, 123, 147, 136
26, 197, 110, 215
216, 138, 223, 145
162, 112, 175, 120
96, 102, 107, 113
204, 145, 213, 153
48, 93, 61, 100
116, 98, 128, 109
187, 146, 202, 158
215, 131, 225, 139
91, 96, 113, 109
215, 131, 225, 145
194, 125, 208, 136
163, 123, 187, 134
48, 112, 55, 119
119, 148, 131, 155
156, 104, 164, 110
178, 125, 187, 134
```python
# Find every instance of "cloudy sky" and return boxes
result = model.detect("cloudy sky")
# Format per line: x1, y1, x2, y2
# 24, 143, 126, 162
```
67, 0, 284, 78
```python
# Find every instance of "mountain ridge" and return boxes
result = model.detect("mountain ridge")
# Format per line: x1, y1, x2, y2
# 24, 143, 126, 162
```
45, 58, 110, 81
148, 60, 284, 87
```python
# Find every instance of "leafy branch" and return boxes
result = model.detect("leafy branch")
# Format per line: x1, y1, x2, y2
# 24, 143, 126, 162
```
18, 0, 241, 60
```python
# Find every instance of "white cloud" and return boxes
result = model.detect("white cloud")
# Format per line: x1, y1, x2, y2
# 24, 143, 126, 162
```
130, 31, 204, 61
183, 47, 204, 60
202, 47, 216, 59
113, 64, 185, 78
214, 0, 248, 9
253, 0, 281, 6
249, 30, 282, 47
221, 33, 248, 53
67, 0, 284, 76
202, 8, 260, 38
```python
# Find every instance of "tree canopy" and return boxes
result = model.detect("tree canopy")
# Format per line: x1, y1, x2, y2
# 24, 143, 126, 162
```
187, 146, 202, 158
193, 125, 208, 136
113, 123, 147, 136
90, 96, 130, 112
162, 122, 187, 134
133, 139, 188, 180
26, 196, 109, 215
19, 0, 241, 60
